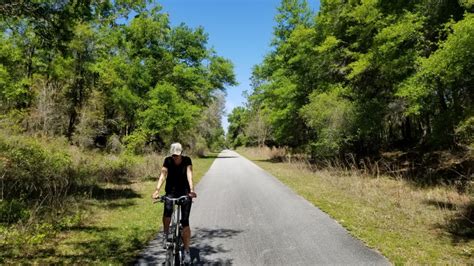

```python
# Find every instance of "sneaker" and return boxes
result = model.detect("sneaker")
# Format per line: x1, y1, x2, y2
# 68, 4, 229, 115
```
183, 250, 191, 264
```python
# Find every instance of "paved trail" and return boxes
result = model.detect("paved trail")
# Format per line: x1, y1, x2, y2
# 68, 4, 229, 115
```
137, 150, 389, 265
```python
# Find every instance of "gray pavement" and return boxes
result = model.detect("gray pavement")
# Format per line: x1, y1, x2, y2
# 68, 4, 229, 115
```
136, 150, 390, 265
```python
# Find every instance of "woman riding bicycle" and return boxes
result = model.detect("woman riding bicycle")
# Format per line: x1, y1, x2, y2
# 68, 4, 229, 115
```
152, 142, 197, 264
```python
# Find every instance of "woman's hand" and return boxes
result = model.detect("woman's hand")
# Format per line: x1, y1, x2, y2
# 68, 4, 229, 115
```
152, 190, 160, 200
188, 191, 197, 198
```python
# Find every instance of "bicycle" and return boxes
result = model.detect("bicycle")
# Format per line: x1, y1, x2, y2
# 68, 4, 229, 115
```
155, 195, 191, 266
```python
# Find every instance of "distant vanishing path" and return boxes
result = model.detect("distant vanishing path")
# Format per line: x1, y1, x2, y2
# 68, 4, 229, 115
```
136, 150, 389, 265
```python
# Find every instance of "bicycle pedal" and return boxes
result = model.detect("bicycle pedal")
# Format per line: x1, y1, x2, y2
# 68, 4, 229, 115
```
162, 239, 171, 249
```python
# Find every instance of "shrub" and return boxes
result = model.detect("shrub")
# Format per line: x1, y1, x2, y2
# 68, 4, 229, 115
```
101, 154, 138, 182
194, 136, 208, 157
106, 134, 123, 154
130, 153, 163, 180
0, 200, 30, 224
0, 133, 73, 205
71, 90, 107, 149
123, 130, 148, 154
300, 85, 355, 157
455, 117, 474, 146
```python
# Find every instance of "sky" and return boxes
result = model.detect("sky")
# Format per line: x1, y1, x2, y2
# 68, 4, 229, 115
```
156, 0, 321, 132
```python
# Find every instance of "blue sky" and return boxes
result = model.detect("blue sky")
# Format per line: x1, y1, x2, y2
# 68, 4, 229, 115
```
156, 0, 320, 131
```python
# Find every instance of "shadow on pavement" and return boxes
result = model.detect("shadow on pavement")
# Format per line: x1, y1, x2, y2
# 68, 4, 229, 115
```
190, 227, 242, 265
135, 227, 242, 265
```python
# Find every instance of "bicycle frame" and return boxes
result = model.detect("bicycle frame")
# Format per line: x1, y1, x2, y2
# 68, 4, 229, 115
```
160, 195, 189, 266
170, 200, 182, 265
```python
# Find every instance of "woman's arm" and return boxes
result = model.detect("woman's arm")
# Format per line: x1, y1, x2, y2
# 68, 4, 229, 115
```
187, 165, 196, 197
152, 166, 168, 199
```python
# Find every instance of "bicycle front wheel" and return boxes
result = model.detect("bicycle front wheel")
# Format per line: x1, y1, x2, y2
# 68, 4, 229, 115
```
165, 246, 174, 266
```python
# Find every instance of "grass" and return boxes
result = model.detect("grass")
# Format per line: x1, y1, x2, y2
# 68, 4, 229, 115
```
238, 147, 473, 264
0, 153, 218, 264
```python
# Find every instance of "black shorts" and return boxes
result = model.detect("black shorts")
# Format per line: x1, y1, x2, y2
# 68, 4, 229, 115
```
163, 194, 192, 227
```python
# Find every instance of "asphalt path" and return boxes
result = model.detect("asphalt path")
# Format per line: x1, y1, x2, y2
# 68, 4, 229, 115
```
136, 150, 389, 265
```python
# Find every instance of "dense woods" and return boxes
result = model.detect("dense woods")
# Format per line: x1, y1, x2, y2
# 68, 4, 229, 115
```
228, 0, 473, 183
0, 0, 234, 228
1, 0, 234, 152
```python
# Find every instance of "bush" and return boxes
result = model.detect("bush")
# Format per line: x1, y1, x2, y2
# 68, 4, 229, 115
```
455, 117, 474, 146
0, 130, 154, 230
130, 153, 163, 180
300, 85, 355, 157
123, 130, 148, 154
188, 135, 208, 157
106, 134, 123, 154
210, 135, 226, 152
71, 90, 107, 149
233, 134, 248, 149
0, 133, 73, 205
99, 154, 138, 183
0, 200, 30, 224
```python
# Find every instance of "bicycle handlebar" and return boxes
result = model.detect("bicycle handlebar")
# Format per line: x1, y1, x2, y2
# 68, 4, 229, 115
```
153, 195, 190, 204
162, 195, 190, 201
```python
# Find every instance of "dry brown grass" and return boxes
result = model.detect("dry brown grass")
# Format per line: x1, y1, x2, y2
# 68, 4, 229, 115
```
131, 153, 164, 180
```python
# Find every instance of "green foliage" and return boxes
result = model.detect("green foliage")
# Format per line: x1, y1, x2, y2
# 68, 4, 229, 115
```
227, 106, 249, 148
301, 85, 355, 157
229, 1, 317, 149
0, 110, 28, 134
398, 14, 474, 113
0, 36, 34, 110
273, 0, 313, 45
1, 1, 235, 154
460, 0, 474, 9
72, 91, 107, 149
171, 24, 208, 65
209, 56, 237, 90
231, 0, 472, 157
139, 82, 200, 143
210, 134, 226, 151
95, 154, 138, 182
398, 13, 474, 145
0, 133, 72, 203
0, 2, 234, 246
0, 200, 30, 224
455, 117, 474, 146
123, 130, 149, 154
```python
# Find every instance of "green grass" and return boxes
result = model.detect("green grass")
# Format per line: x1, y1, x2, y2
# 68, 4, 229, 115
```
238, 147, 473, 264
1, 154, 218, 264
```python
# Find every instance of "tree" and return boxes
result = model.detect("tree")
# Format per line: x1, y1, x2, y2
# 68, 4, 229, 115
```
227, 106, 249, 148
197, 92, 226, 150
239, 0, 472, 158
398, 13, 474, 147
244, 108, 271, 147
1, 1, 236, 154
246, 0, 315, 149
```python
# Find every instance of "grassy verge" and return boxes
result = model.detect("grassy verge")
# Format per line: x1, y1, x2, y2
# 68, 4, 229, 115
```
1, 154, 217, 264
238, 147, 473, 264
